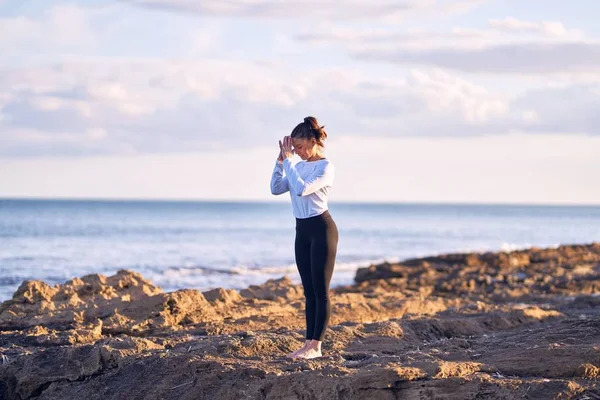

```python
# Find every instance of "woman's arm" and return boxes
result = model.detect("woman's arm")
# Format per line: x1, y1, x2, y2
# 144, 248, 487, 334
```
270, 160, 290, 195
283, 159, 334, 196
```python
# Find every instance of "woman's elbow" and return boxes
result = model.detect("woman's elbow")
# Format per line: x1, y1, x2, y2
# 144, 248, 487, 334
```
297, 188, 310, 196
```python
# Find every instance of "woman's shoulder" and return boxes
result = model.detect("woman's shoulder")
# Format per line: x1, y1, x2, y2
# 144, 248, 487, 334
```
305, 158, 333, 168
314, 158, 334, 174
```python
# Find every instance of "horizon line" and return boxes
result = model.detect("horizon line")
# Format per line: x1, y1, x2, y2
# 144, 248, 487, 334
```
1, 196, 599, 208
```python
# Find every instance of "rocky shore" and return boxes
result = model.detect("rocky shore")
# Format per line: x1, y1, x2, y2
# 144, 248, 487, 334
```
1, 243, 600, 399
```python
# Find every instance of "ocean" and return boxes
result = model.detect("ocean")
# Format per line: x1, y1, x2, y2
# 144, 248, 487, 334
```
1, 199, 599, 301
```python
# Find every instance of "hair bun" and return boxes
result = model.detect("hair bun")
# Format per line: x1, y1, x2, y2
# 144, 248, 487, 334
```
292, 116, 328, 147
318, 126, 327, 140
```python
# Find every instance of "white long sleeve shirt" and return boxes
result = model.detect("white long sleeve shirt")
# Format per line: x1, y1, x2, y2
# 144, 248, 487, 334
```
270, 157, 335, 219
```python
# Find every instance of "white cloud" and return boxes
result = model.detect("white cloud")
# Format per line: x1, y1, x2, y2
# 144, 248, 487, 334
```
0, 59, 320, 156
512, 83, 600, 134
0, 2, 223, 65
297, 19, 585, 49
1, 1, 598, 159
295, 17, 597, 74
0, 4, 96, 55
295, 17, 585, 49
126, 0, 485, 20
1, 59, 599, 157
351, 41, 600, 74
488, 17, 583, 39
296, 27, 490, 51
0, 61, 518, 156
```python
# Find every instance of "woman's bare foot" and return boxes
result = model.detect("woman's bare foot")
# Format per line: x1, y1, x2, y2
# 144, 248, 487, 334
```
297, 348, 322, 359
286, 340, 310, 358
295, 340, 323, 359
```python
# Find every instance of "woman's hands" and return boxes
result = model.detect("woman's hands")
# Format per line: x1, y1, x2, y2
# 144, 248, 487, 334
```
278, 136, 294, 162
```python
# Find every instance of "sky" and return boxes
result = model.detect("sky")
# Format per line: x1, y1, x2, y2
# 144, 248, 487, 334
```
0, 0, 599, 205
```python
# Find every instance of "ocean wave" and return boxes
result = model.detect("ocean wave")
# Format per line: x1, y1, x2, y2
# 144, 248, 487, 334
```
137, 257, 400, 293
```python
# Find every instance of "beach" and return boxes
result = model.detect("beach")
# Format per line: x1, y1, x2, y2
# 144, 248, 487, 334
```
1, 243, 599, 399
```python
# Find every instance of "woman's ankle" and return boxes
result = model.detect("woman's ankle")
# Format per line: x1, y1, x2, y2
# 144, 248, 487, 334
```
309, 340, 322, 351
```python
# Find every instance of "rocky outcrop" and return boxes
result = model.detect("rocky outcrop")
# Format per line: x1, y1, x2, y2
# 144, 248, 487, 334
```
1, 243, 600, 399
353, 242, 600, 302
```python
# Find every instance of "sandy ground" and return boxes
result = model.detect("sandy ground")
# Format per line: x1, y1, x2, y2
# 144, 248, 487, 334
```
1, 243, 599, 399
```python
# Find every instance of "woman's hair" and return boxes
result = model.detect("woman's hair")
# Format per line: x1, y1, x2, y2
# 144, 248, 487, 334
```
290, 116, 328, 147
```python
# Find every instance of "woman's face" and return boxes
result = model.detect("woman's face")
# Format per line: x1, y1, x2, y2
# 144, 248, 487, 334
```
292, 137, 316, 160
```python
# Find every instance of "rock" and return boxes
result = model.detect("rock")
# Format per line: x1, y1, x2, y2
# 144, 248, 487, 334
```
202, 288, 243, 303
1, 345, 102, 399
238, 276, 303, 301
1, 243, 600, 399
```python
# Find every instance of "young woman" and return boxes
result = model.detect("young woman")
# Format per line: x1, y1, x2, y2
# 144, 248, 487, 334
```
270, 116, 339, 360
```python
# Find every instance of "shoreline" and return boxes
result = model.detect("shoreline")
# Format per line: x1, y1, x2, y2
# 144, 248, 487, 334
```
0, 241, 579, 303
1, 242, 600, 399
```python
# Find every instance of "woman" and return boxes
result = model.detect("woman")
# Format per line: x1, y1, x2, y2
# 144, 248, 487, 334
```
270, 116, 339, 360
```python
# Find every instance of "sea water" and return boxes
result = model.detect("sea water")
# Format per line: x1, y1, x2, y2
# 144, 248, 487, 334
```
1, 199, 599, 301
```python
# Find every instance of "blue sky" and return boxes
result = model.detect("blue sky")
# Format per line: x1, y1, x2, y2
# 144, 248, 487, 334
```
1, 0, 599, 204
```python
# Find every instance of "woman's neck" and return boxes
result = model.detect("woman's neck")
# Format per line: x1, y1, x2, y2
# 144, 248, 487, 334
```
306, 148, 325, 161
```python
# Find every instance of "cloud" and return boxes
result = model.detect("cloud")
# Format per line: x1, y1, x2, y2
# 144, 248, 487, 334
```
488, 17, 583, 39
296, 28, 487, 48
352, 41, 600, 74
0, 60, 324, 156
295, 17, 597, 74
1, 2, 597, 158
125, 0, 485, 20
296, 18, 584, 48
0, 4, 96, 55
0, 2, 223, 64
0, 61, 504, 156
512, 83, 600, 134
2, 58, 599, 157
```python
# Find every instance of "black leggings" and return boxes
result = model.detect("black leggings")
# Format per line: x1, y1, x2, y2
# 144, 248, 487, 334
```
294, 210, 339, 341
